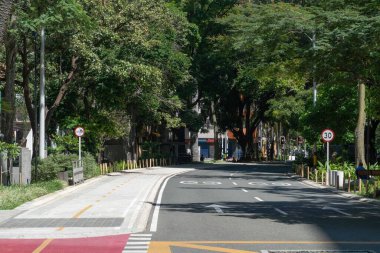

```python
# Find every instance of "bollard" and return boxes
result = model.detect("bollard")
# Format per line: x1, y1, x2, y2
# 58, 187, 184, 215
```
134, 160, 137, 169
347, 176, 351, 192
315, 170, 318, 183
307, 166, 310, 180
336, 175, 339, 190
301, 164, 304, 178
359, 179, 362, 193
321, 172, 324, 185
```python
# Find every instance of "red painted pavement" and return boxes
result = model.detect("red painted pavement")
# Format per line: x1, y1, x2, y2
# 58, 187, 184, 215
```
0, 238, 46, 253
0, 234, 130, 253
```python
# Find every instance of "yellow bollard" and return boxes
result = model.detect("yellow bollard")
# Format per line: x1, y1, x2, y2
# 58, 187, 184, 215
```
301, 164, 304, 178
307, 166, 310, 180
122, 161, 125, 170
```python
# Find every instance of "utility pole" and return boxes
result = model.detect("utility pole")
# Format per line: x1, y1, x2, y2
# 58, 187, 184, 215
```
39, 28, 46, 159
312, 32, 317, 107
33, 31, 38, 178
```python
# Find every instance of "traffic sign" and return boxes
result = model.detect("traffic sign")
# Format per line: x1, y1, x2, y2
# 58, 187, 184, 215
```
321, 129, 335, 143
74, 127, 85, 137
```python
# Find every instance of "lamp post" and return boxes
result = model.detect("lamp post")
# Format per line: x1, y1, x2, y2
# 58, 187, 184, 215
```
39, 28, 46, 159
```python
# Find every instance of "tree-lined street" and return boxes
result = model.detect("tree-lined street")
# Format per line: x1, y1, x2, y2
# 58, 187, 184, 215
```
149, 163, 380, 252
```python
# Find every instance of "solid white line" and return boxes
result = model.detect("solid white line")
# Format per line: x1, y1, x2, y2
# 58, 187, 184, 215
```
232, 182, 237, 186
124, 246, 149, 249
128, 180, 156, 230
150, 171, 186, 232
274, 208, 288, 216
127, 242, 150, 245
241, 189, 248, 193
128, 238, 152, 241
123, 250, 146, 253
130, 234, 152, 237
254, 197, 264, 202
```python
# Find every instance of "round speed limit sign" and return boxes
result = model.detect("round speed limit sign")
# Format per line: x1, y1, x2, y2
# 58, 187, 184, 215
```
321, 129, 335, 143
74, 127, 85, 137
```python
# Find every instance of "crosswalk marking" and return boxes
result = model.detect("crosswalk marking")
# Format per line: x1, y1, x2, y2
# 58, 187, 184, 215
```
123, 234, 152, 253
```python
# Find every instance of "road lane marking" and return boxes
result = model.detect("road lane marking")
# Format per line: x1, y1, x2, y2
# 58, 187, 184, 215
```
124, 246, 149, 249
32, 238, 53, 253
229, 177, 232, 180
241, 189, 248, 193
274, 208, 288, 216
128, 178, 159, 230
129, 237, 152, 241
73, 204, 93, 218
254, 197, 264, 202
322, 206, 351, 216
232, 182, 238, 185
131, 234, 152, 237
150, 171, 188, 232
148, 242, 257, 253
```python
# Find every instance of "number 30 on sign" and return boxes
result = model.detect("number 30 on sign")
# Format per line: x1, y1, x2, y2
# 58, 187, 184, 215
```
321, 129, 335, 143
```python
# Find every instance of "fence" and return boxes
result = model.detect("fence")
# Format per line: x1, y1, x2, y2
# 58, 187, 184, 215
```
99, 157, 173, 175
294, 164, 380, 197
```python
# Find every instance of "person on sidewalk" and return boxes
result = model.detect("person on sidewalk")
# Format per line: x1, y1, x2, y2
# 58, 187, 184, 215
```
355, 162, 368, 181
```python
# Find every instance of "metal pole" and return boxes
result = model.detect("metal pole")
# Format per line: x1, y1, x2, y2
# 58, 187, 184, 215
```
33, 32, 38, 179
39, 28, 46, 159
326, 142, 330, 186
79, 136, 81, 161
312, 32, 317, 107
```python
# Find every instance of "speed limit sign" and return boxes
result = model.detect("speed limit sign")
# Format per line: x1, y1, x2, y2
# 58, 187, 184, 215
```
74, 127, 85, 137
321, 129, 335, 143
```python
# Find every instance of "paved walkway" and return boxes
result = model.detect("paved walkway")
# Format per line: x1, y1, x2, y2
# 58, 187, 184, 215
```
0, 164, 217, 239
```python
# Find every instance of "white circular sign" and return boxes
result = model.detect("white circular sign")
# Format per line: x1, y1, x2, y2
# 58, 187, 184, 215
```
74, 127, 85, 137
321, 129, 335, 142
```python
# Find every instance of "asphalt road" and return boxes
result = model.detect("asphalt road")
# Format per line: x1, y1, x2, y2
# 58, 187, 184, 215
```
148, 163, 380, 253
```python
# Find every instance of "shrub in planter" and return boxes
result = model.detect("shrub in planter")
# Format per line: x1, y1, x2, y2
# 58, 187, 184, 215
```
37, 153, 98, 182
37, 154, 77, 181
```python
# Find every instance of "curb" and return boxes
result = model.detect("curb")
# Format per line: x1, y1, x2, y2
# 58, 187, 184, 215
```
290, 173, 380, 206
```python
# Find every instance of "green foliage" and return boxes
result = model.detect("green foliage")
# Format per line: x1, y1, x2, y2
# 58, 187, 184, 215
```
0, 142, 21, 159
50, 134, 79, 154
36, 152, 98, 181
0, 180, 65, 210
141, 141, 163, 159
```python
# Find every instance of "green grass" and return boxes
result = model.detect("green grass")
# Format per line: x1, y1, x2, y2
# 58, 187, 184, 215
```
0, 180, 66, 210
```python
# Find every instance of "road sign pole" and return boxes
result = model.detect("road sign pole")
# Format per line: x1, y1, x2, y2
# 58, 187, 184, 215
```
79, 136, 82, 161
326, 142, 330, 186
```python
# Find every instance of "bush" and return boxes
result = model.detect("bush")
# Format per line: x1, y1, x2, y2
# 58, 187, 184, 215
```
36, 152, 98, 181
82, 153, 99, 178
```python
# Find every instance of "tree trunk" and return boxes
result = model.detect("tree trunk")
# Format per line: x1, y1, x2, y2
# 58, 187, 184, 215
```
0, 0, 13, 43
1, 22, 17, 143
355, 81, 366, 167
191, 131, 200, 162
211, 101, 220, 160
127, 111, 137, 161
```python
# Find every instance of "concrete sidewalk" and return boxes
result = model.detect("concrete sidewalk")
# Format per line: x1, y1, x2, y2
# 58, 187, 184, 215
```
0, 163, 221, 239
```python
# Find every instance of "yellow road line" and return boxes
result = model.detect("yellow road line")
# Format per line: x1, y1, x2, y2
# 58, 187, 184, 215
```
148, 240, 380, 253
32, 238, 53, 253
72, 204, 93, 218
56, 227, 65, 231
175, 242, 256, 253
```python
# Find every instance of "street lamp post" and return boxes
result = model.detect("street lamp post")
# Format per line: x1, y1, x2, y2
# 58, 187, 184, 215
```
39, 27, 46, 159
